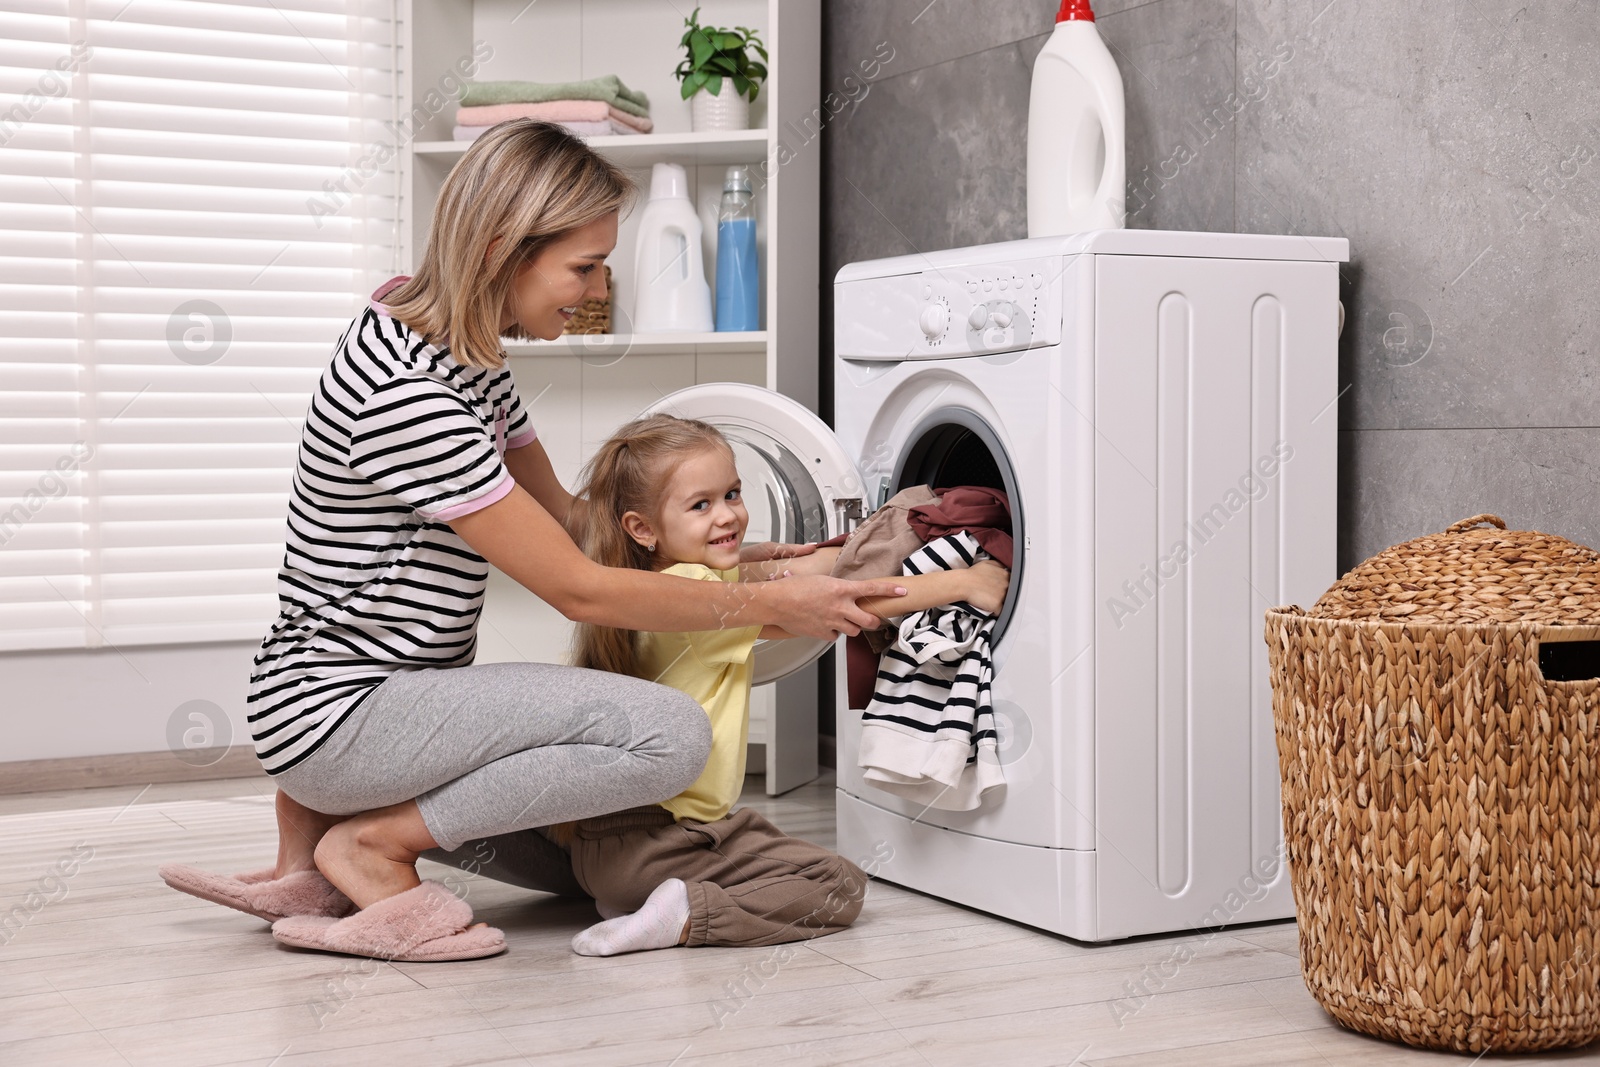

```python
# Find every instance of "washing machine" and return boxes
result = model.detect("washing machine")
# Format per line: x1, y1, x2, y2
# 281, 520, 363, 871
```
649, 227, 1347, 941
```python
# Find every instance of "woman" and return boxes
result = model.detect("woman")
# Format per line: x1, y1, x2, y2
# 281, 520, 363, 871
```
160, 121, 904, 962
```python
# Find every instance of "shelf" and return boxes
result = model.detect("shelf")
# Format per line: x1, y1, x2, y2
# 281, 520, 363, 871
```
415, 129, 771, 168
505, 331, 768, 358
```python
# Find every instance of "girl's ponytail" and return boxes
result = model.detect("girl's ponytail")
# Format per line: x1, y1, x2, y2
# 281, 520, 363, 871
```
571, 414, 732, 678
570, 434, 651, 677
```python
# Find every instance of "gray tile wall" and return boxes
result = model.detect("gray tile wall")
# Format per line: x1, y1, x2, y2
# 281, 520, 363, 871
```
821, 0, 1600, 572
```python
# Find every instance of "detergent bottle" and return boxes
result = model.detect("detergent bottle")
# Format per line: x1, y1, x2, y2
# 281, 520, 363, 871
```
1027, 0, 1126, 236
715, 165, 760, 332
633, 163, 714, 332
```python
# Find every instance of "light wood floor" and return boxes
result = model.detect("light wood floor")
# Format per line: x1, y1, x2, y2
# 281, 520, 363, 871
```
2, 774, 1593, 1067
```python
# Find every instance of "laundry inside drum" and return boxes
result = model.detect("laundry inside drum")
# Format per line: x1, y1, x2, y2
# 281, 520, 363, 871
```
892, 414, 1023, 644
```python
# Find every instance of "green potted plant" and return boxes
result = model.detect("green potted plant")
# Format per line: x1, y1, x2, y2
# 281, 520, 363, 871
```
675, 7, 768, 132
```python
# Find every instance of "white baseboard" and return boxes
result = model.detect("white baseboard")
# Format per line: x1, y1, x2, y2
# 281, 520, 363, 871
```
1, 740, 839, 796
0, 745, 265, 796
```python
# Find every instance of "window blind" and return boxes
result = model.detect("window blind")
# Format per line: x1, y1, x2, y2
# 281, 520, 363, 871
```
0, 0, 398, 651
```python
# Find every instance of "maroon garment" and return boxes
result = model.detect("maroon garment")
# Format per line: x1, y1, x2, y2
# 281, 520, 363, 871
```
844, 632, 881, 711
907, 486, 1014, 569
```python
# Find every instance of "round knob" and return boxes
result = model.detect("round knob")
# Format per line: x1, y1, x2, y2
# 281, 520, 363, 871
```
919, 303, 947, 338
967, 305, 990, 330
991, 305, 1014, 329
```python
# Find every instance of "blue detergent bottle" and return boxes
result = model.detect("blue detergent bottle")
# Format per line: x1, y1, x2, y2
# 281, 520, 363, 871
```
715, 166, 759, 332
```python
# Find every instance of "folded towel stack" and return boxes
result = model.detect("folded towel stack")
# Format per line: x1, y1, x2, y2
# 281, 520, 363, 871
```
454, 76, 653, 142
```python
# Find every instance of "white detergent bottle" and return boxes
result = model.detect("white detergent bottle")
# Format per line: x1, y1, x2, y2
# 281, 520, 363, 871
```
633, 162, 714, 333
1027, 0, 1126, 237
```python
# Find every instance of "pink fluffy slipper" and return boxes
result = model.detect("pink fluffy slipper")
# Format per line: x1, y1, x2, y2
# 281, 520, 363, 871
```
158, 863, 356, 924
271, 881, 506, 962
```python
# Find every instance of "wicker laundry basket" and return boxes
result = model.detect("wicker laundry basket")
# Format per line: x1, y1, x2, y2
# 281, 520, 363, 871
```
561, 265, 612, 335
1264, 515, 1600, 1053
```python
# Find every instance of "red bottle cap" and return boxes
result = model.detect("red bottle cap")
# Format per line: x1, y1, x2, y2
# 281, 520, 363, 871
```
1056, 0, 1095, 21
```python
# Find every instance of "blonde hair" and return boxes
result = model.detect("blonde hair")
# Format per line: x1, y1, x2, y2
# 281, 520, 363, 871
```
384, 120, 635, 369
571, 414, 733, 678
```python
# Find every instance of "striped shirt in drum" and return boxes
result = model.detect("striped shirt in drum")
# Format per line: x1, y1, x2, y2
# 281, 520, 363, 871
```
248, 283, 535, 774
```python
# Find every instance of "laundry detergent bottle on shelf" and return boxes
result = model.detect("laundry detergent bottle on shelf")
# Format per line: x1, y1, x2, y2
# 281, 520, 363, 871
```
1027, 0, 1126, 237
633, 162, 714, 333
715, 165, 759, 332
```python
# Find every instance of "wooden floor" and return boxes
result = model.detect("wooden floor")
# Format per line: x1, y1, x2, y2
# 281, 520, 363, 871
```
2, 775, 1592, 1067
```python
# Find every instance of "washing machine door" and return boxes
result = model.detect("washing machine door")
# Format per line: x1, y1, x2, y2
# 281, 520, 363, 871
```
642, 382, 867, 685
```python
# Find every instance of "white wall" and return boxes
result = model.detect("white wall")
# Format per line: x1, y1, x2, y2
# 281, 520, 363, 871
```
1, 642, 256, 764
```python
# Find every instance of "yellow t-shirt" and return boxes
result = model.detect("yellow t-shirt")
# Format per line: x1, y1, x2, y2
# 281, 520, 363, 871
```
644, 563, 763, 824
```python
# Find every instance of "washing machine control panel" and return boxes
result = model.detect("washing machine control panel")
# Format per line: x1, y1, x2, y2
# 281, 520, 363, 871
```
835, 256, 1063, 361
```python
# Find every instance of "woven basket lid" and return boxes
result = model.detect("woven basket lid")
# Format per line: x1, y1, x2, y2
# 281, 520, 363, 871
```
1307, 514, 1600, 625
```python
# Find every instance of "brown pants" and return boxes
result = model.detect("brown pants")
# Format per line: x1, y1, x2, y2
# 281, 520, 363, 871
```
568, 806, 867, 948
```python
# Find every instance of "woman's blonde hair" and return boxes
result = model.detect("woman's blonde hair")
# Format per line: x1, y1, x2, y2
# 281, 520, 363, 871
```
571, 414, 734, 678
385, 120, 634, 369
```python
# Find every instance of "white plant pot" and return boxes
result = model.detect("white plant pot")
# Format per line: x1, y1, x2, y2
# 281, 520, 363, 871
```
691, 81, 750, 132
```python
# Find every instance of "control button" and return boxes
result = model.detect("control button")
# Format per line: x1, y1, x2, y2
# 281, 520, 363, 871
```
997, 276, 1009, 290
991, 304, 1014, 329
919, 303, 948, 338
922, 283, 933, 298
983, 279, 994, 292
967, 305, 989, 330
966, 280, 978, 294
1031, 272, 1043, 289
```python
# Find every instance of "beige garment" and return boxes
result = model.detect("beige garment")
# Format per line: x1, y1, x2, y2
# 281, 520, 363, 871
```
829, 485, 940, 651
569, 806, 866, 948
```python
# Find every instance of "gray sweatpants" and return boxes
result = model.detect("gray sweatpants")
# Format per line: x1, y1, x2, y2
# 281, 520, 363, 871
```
274, 662, 711, 852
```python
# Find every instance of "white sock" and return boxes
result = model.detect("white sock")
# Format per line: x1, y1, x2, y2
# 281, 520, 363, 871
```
571, 878, 690, 957
594, 900, 627, 921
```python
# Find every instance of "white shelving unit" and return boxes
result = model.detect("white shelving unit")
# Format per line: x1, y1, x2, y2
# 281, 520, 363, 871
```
398, 0, 823, 793
506, 331, 768, 357
413, 127, 772, 166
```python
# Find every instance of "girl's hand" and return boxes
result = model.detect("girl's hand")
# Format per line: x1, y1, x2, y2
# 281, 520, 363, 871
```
740, 540, 818, 564
962, 560, 1011, 616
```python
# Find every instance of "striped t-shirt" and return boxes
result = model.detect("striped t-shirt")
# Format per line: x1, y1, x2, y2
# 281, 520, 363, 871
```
247, 278, 535, 774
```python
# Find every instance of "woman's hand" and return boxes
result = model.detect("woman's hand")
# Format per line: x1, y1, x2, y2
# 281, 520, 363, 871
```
762, 574, 906, 639
961, 560, 1011, 616
740, 540, 818, 564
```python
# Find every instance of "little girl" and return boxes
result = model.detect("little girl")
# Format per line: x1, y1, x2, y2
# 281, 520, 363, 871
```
561, 414, 1010, 955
